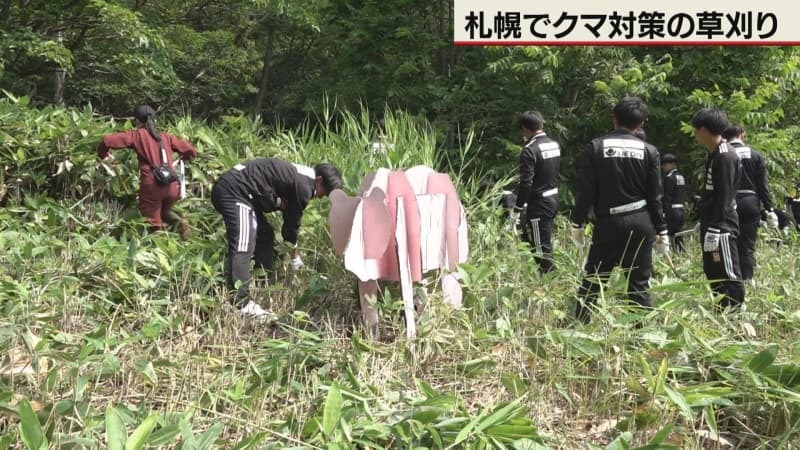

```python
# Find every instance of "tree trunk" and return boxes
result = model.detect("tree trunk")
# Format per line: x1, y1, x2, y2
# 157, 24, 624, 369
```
251, 26, 276, 119
53, 29, 65, 105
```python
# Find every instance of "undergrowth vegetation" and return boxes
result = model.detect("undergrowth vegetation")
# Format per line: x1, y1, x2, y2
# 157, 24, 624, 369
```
2, 96, 800, 449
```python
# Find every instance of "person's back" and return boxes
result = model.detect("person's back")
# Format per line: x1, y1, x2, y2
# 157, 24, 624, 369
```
510, 110, 561, 274
521, 133, 560, 215
580, 131, 661, 218
97, 104, 197, 236
570, 96, 668, 324
211, 157, 342, 319
721, 125, 775, 281
663, 167, 687, 207
661, 153, 687, 251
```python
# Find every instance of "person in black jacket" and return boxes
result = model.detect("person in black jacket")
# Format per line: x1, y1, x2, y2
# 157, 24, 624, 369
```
692, 108, 745, 309
789, 188, 800, 231
721, 124, 778, 282
211, 158, 343, 318
508, 111, 561, 274
660, 153, 687, 252
570, 97, 669, 324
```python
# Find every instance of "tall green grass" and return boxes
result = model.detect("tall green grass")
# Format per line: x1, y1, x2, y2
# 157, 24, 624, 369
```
2, 95, 800, 449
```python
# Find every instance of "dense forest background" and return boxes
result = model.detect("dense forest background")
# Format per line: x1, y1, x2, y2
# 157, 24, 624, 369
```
4, 0, 800, 205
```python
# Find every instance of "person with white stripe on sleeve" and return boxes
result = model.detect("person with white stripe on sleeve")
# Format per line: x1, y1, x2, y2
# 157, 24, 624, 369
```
211, 158, 342, 318
692, 108, 745, 309
570, 96, 668, 324
509, 111, 561, 274
721, 124, 776, 282
660, 153, 687, 252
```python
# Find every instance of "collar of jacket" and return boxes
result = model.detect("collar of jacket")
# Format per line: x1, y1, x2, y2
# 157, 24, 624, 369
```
611, 128, 637, 136
525, 132, 547, 146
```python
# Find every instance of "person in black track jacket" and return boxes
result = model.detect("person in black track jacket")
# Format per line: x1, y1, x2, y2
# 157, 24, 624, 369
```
692, 108, 745, 309
508, 111, 561, 274
570, 96, 669, 324
211, 158, 342, 318
660, 153, 688, 252
721, 124, 778, 282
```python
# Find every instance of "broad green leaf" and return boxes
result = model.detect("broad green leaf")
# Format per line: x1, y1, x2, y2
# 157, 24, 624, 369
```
147, 423, 181, 446
410, 406, 445, 424
663, 385, 694, 421
322, 383, 343, 438
105, 405, 126, 450
451, 414, 481, 447
500, 373, 527, 397
18, 399, 46, 450
647, 422, 674, 445
125, 414, 158, 450
747, 345, 778, 373
196, 423, 223, 450
476, 396, 526, 434
513, 438, 551, 449
703, 405, 718, 435
485, 423, 539, 441
232, 432, 267, 450
605, 431, 633, 450
133, 359, 158, 385
178, 419, 197, 448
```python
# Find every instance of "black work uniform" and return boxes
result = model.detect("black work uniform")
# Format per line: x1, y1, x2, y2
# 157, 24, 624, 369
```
514, 132, 561, 273
728, 140, 773, 281
663, 168, 687, 252
571, 129, 667, 323
696, 142, 744, 308
211, 158, 316, 305
791, 196, 800, 231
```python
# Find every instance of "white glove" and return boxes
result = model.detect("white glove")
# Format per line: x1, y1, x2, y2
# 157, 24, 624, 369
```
766, 210, 779, 229
703, 230, 721, 252
291, 255, 304, 269
655, 232, 670, 256
570, 224, 585, 248
507, 210, 520, 232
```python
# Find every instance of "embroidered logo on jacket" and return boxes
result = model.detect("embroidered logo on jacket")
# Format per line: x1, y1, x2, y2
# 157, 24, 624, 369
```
602, 139, 645, 160
538, 141, 561, 159
736, 147, 752, 159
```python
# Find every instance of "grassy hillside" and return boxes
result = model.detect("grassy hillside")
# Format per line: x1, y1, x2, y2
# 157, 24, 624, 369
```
2, 97, 800, 449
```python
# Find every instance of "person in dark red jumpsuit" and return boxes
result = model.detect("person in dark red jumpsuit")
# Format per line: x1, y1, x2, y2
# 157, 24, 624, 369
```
97, 105, 197, 237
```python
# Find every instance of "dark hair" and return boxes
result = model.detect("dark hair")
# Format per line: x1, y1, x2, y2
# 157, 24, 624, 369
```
691, 108, 730, 135
133, 105, 161, 142
518, 111, 545, 132
722, 124, 745, 141
661, 153, 678, 164
314, 163, 343, 194
613, 96, 649, 129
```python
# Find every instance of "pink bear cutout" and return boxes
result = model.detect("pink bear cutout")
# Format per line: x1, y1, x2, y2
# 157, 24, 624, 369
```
328, 165, 468, 340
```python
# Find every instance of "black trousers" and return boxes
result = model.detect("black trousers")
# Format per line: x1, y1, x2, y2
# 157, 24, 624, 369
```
665, 207, 686, 252
576, 210, 654, 323
736, 194, 760, 281
525, 215, 554, 273
791, 200, 800, 231
701, 227, 745, 308
211, 178, 276, 306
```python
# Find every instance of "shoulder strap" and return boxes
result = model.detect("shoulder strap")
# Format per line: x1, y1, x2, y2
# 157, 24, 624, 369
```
159, 144, 168, 166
